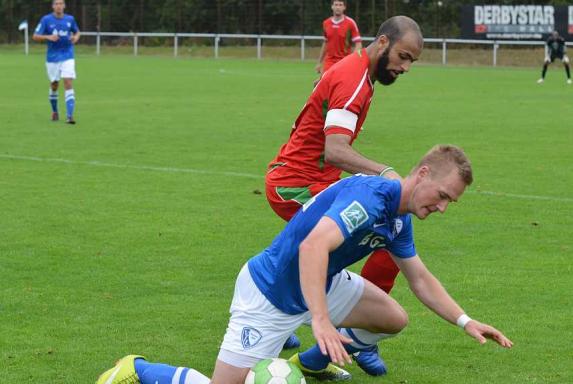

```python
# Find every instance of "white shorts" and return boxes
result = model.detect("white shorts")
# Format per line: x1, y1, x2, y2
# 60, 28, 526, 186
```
218, 264, 364, 368
545, 54, 570, 64
46, 59, 76, 82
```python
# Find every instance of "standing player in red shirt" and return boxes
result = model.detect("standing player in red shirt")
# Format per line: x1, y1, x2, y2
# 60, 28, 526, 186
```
266, 16, 424, 380
315, 0, 362, 76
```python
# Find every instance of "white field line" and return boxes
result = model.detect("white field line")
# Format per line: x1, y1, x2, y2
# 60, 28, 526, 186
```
466, 190, 573, 203
0, 154, 263, 180
1, 153, 572, 203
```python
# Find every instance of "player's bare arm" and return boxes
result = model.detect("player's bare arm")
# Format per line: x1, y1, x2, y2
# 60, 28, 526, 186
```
70, 31, 80, 44
324, 132, 401, 179
299, 216, 353, 366
32, 33, 59, 42
353, 41, 363, 52
393, 254, 513, 348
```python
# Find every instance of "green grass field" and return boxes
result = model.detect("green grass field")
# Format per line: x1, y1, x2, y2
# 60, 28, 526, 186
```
0, 49, 572, 383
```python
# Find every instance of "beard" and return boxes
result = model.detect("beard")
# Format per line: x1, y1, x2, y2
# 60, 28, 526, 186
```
376, 48, 397, 86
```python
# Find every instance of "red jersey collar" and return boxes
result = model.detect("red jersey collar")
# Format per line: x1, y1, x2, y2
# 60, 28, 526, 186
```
330, 15, 346, 24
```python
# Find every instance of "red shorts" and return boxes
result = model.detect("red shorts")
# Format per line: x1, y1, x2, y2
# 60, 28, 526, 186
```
265, 182, 333, 222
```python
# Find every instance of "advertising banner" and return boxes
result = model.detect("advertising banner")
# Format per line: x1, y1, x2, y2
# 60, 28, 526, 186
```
461, 5, 572, 40
569, 5, 573, 35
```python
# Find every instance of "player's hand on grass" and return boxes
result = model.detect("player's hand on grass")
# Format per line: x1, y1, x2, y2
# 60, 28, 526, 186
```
315, 63, 322, 74
311, 316, 353, 366
464, 320, 514, 348
71, 35, 79, 44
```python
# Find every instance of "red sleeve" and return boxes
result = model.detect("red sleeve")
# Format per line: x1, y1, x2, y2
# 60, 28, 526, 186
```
327, 64, 370, 116
349, 18, 361, 42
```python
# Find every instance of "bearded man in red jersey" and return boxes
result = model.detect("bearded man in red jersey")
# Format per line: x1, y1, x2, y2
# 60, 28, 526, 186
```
266, 15, 424, 379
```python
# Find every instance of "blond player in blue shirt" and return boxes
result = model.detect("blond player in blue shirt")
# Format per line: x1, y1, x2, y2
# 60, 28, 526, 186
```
96, 145, 513, 384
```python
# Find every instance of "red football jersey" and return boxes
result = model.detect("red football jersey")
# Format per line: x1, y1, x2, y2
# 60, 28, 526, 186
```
267, 50, 373, 186
323, 16, 362, 66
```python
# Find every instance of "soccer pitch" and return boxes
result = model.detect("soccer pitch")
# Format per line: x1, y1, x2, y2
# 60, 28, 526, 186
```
0, 50, 571, 383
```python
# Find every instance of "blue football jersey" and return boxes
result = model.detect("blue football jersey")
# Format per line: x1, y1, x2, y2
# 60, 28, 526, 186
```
35, 13, 79, 63
248, 175, 416, 315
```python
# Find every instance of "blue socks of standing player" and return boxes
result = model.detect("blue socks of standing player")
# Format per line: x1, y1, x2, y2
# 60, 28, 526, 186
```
134, 358, 210, 384
48, 88, 76, 120
65, 89, 75, 119
49, 88, 58, 113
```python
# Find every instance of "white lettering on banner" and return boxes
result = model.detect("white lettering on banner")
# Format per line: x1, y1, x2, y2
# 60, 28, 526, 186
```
475, 5, 554, 25
516, 6, 524, 24
475, 6, 483, 24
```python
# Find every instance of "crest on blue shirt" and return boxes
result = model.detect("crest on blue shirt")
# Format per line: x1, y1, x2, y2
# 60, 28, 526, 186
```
393, 218, 403, 236
340, 201, 368, 234
241, 327, 263, 350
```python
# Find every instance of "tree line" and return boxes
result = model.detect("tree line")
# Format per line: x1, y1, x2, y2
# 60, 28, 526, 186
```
1, 0, 567, 43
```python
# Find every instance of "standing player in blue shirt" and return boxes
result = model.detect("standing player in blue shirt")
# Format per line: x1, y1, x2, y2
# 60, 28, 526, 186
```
33, 0, 80, 124
96, 145, 513, 384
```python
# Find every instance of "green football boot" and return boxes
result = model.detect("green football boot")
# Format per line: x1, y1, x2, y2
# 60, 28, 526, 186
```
289, 353, 352, 381
96, 354, 145, 384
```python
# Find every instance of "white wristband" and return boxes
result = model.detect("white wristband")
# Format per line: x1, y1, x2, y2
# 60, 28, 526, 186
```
379, 167, 394, 177
456, 314, 472, 329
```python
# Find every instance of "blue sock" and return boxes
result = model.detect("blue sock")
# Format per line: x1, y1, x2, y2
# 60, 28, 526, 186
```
340, 327, 378, 353
49, 89, 58, 113
65, 89, 75, 118
299, 329, 377, 371
299, 344, 332, 371
299, 343, 367, 371
134, 359, 209, 384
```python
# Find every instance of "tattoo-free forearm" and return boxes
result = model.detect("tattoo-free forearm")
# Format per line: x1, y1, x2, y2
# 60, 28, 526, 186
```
409, 269, 465, 325
299, 241, 330, 320
324, 135, 394, 175
32, 34, 50, 42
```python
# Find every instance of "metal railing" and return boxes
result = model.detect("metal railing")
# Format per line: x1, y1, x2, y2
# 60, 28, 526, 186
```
43, 32, 573, 66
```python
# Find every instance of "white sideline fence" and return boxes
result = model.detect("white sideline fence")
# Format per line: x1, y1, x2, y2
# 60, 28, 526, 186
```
36, 31, 573, 66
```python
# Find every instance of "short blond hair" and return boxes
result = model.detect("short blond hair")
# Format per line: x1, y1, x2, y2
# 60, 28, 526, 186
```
413, 145, 473, 185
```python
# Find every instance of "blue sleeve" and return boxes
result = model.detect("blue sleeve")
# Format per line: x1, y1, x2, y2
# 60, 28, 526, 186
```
35, 16, 47, 35
71, 17, 79, 33
387, 216, 416, 258
323, 184, 384, 239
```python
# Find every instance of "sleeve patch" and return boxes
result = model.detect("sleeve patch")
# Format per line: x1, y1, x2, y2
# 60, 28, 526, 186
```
325, 109, 358, 132
340, 201, 369, 234
393, 218, 403, 236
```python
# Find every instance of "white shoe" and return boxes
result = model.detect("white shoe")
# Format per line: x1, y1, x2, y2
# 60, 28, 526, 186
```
537, 78, 544, 84
567, 79, 572, 85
